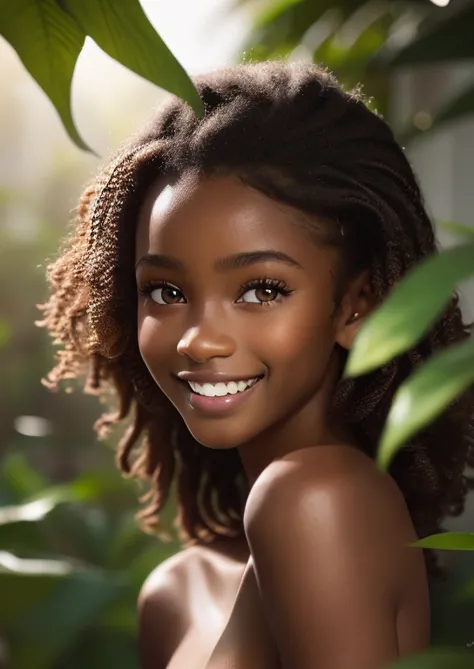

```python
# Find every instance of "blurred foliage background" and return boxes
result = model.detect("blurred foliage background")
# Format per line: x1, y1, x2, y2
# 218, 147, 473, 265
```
1, 0, 474, 667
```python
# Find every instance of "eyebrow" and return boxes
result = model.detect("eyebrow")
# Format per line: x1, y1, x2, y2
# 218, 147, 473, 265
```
135, 253, 185, 272
135, 250, 303, 272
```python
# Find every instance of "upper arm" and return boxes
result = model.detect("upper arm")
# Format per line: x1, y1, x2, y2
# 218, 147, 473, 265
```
137, 563, 187, 669
244, 455, 413, 669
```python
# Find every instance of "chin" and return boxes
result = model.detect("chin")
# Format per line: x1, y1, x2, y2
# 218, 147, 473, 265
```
183, 420, 253, 450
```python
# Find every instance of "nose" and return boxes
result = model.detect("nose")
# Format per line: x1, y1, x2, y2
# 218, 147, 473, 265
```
177, 316, 236, 363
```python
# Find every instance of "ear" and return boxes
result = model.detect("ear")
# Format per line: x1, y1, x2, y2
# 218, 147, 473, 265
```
335, 270, 376, 351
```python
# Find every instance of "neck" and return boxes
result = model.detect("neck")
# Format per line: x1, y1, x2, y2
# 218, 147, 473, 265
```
236, 351, 356, 488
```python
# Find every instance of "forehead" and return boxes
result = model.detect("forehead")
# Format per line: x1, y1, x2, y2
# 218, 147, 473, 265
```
135, 172, 332, 268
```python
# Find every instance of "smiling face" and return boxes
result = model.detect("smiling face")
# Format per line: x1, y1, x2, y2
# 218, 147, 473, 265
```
135, 172, 367, 463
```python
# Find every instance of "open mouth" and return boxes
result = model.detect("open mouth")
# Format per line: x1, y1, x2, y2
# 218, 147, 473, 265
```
176, 375, 264, 415
186, 375, 264, 398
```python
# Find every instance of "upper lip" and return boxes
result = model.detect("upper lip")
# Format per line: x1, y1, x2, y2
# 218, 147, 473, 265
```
176, 371, 263, 384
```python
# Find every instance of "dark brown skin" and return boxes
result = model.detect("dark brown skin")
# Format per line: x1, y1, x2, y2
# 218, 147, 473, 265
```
137, 537, 253, 669
135, 173, 430, 668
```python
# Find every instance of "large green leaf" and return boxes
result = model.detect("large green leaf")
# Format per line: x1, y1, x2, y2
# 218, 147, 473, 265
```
0, 521, 47, 556
59, 0, 204, 117
345, 243, 474, 377
376, 337, 474, 470
0, 0, 89, 150
386, 648, 474, 669
0, 492, 80, 554
1, 559, 125, 669
412, 532, 474, 551
15, 574, 124, 668
0, 554, 70, 625
0, 492, 78, 526
39, 468, 137, 510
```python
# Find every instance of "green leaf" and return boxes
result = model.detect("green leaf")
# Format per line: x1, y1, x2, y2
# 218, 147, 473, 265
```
0, 557, 68, 625
0, 551, 74, 576
59, 0, 204, 117
0, 521, 48, 556
345, 243, 474, 377
0, 0, 90, 151
5, 568, 125, 669
0, 491, 79, 557
386, 647, 474, 669
438, 221, 474, 240
411, 532, 474, 551
65, 468, 138, 506
1, 454, 48, 502
377, 337, 474, 470
43, 503, 116, 566
0, 497, 61, 525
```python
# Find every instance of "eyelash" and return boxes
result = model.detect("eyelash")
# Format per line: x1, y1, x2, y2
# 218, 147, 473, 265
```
138, 277, 293, 307
138, 281, 170, 300
238, 278, 293, 305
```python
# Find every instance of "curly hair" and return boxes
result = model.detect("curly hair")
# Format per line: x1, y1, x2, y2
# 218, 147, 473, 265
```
37, 60, 474, 582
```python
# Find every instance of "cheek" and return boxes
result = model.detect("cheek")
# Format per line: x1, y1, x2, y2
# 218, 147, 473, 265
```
137, 313, 171, 373
256, 301, 336, 377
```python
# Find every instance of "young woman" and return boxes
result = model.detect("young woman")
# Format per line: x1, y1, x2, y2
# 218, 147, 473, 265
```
37, 60, 474, 669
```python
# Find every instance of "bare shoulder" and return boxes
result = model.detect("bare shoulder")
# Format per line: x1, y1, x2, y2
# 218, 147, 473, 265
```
137, 545, 206, 669
244, 443, 423, 597
139, 543, 204, 599
245, 443, 407, 528
243, 445, 430, 667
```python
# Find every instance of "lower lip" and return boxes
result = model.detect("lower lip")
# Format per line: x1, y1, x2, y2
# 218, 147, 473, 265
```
184, 379, 262, 416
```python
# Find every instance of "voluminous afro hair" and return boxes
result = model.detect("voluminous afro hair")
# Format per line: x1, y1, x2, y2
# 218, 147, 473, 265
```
37, 60, 474, 582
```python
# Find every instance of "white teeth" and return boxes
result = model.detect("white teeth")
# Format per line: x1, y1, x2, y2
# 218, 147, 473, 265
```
202, 383, 216, 397
213, 383, 227, 397
188, 377, 260, 397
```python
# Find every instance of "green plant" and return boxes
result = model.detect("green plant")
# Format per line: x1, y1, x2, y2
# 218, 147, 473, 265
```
346, 223, 474, 474
0, 452, 180, 669
0, 0, 204, 152
233, 0, 474, 137
346, 226, 474, 668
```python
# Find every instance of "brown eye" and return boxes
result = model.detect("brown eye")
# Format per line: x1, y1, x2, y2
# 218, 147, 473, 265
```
238, 279, 293, 306
151, 286, 185, 305
241, 286, 279, 304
